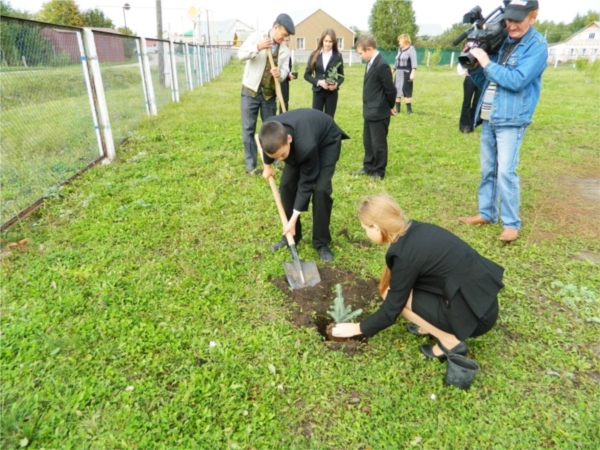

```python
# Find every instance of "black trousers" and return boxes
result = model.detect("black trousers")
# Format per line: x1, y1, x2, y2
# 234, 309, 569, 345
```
279, 134, 342, 248
278, 80, 290, 114
362, 117, 390, 178
459, 76, 481, 132
312, 90, 338, 118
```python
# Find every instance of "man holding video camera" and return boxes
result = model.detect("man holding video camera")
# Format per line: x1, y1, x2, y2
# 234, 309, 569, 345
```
458, 0, 547, 242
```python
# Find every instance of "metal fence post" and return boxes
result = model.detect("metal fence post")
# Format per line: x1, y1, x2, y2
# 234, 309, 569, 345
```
184, 43, 193, 91
202, 46, 210, 82
82, 28, 115, 161
169, 39, 179, 102
134, 39, 150, 115
195, 45, 203, 86
140, 37, 158, 115
209, 46, 215, 80
76, 31, 103, 157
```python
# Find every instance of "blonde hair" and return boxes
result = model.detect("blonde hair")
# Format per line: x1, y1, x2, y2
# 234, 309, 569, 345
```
357, 194, 411, 297
398, 34, 411, 47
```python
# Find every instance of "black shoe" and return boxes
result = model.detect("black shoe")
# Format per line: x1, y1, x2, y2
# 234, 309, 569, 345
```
439, 341, 468, 356
246, 167, 261, 175
270, 238, 288, 251
420, 341, 468, 363
407, 324, 432, 338
353, 169, 370, 176
420, 344, 447, 363
371, 173, 384, 181
317, 245, 334, 262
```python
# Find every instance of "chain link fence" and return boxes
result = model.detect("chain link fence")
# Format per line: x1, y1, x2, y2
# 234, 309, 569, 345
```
0, 16, 231, 230
1, 17, 101, 228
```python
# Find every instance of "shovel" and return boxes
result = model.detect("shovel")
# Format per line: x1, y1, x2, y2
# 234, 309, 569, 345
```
255, 134, 321, 289
267, 44, 287, 113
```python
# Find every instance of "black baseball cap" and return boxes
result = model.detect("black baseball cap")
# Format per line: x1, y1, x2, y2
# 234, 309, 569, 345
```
504, 0, 539, 21
275, 13, 295, 35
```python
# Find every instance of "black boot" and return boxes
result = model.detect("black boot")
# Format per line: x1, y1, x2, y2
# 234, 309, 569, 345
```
406, 103, 413, 115
395, 102, 400, 113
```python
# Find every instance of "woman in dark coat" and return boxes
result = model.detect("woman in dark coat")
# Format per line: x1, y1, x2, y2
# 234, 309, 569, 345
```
304, 28, 345, 119
333, 194, 504, 361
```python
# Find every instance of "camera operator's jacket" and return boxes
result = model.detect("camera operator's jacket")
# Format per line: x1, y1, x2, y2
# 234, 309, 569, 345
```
469, 26, 547, 128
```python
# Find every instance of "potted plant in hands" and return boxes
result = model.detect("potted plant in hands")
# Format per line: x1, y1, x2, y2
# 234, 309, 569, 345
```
325, 62, 344, 86
291, 61, 299, 79
325, 284, 363, 342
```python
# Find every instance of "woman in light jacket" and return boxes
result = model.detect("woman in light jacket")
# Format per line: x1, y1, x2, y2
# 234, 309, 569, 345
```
393, 34, 417, 114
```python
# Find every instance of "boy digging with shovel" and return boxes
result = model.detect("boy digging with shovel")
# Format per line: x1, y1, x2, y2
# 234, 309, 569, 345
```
259, 108, 349, 262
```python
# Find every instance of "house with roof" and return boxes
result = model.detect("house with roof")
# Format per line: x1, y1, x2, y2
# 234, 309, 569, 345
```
191, 18, 255, 46
547, 22, 600, 64
287, 9, 354, 51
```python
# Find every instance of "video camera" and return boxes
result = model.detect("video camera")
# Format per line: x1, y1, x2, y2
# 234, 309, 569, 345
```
453, 1, 511, 69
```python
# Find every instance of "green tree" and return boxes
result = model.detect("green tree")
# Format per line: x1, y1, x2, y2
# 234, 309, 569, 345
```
117, 26, 134, 36
417, 22, 471, 50
36, 0, 85, 27
534, 20, 572, 43
0, 16, 56, 67
534, 10, 599, 44
349, 25, 362, 45
83, 8, 114, 28
427, 47, 443, 68
570, 11, 600, 32
369, 0, 418, 51
0, 0, 33, 18
575, 58, 600, 83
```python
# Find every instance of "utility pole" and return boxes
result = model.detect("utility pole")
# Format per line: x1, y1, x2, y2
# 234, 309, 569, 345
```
156, 0, 165, 86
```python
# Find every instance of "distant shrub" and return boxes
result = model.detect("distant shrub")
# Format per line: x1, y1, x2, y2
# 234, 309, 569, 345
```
575, 58, 600, 83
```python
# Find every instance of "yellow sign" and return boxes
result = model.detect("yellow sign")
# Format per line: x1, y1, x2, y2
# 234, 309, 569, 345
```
187, 6, 200, 20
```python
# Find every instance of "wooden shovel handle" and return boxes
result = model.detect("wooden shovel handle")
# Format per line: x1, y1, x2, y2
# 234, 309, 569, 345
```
255, 134, 295, 246
267, 46, 287, 113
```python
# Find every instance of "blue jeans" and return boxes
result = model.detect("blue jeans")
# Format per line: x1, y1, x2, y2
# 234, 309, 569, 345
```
478, 121, 526, 230
241, 87, 277, 170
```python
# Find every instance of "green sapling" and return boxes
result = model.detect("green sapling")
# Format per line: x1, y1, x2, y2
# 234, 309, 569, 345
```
326, 62, 344, 85
327, 284, 363, 323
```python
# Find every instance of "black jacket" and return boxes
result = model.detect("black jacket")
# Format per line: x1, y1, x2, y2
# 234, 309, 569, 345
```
304, 51, 345, 92
263, 109, 349, 211
360, 221, 505, 338
362, 53, 396, 121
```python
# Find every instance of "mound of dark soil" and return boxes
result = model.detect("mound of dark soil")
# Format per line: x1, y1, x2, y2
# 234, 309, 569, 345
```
271, 266, 379, 354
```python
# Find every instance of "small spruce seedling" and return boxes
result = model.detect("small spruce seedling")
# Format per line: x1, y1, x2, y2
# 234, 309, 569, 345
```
326, 62, 344, 84
327, 284, 363, 323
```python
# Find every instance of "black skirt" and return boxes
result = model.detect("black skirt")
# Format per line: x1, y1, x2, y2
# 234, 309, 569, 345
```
412, 288, 498, 341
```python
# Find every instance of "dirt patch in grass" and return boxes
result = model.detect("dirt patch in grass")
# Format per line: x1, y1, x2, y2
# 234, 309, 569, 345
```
576, 252, 600, 265
529, 175, 600, 242
271, 266, 379, 355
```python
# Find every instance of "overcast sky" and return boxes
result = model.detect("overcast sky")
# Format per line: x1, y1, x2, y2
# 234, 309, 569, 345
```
12, 0, 600, 39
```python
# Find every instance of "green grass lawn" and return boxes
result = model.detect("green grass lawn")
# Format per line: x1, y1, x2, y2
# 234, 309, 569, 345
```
1, 61, 599, 449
